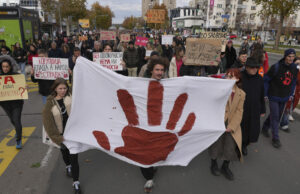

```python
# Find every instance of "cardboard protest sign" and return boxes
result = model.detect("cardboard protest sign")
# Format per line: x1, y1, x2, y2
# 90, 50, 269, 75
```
185, 32, 226, 66
0, 74, 28, 101
93, 52, 123, 71
146, 50, 152, 57
79, 36, 88, 41
120, 34, 130, 42
162, 35, 174, 45
78, 19, 90, 28
135, 37, 148, 47
146, 9, 165, 24
100, 31, 116, 41
33, 57, 69, 80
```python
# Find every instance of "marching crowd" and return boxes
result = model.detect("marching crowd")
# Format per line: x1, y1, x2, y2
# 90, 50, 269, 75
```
0, 31, 299, 194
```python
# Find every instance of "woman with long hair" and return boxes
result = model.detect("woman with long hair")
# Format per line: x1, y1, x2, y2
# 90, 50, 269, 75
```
43, 78, 81, 194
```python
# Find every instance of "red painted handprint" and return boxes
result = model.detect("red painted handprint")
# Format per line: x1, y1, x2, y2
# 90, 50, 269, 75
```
93, 81, 196, 165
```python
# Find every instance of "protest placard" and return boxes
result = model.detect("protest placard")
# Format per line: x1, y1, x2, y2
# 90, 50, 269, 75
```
33, 57, 69, 80
146, 9, 165, 24
135, 37, 148, 46
162, 35, 174, 45
146, 50, 152, 57
93, 52, 123, 71
79, 36, 88, 41
120, 34, 130, 42
100, 31, 116, 41
0, 74, 28, 101
185, 32, 226, 66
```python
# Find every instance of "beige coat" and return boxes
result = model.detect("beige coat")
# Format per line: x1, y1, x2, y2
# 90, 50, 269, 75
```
225, 85, 245, 161
42, 95, 72, 146
169, 57, 177, 78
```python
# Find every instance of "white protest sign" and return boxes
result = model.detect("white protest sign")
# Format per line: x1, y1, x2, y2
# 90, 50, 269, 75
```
146, 50, 152, 57
33, 57, 69, 80
93, 52, 123, 71
162, 35, 174, 45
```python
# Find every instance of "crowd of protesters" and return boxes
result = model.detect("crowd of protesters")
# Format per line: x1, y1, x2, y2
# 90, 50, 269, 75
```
1, 31, 300, 194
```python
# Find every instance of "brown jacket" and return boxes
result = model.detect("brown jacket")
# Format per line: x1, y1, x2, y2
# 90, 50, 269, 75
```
225, 85, 245, 161
42, 95, 72, 146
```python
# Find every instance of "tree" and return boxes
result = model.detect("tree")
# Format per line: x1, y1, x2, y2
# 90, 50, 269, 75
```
146, 3, 170, 30
254, 0, 300, 49
59, 0, 87, 22
40, 0, 58, 22
89, 2, 114, 30
122, 16, 145, 30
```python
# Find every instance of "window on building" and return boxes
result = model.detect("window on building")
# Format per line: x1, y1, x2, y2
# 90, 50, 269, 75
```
250, 13, 256, 20
217, 4, 222, 8
216, 20, 221, 24
20, 0, 38, 7
251, 6, 256, 10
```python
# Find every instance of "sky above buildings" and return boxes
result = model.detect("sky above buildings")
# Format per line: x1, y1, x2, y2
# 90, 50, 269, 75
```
87, 0, 190, 24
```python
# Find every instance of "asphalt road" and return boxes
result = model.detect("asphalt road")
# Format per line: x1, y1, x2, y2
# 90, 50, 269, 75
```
1, 54, 300, 194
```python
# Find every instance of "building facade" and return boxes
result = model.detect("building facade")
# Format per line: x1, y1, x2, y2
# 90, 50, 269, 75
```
163, 0, 176, 10
142, 0, 159, 17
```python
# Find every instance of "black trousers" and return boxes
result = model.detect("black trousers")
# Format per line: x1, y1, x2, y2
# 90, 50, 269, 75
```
60, 144, 79, 182
140, 167, 155, 180
1, 101, 23, 142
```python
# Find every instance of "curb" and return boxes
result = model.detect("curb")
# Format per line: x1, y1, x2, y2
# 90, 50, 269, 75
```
294, 108, 300, 115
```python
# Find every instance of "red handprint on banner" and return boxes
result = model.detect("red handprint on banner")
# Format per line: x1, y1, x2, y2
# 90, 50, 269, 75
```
93, 81, 196, 165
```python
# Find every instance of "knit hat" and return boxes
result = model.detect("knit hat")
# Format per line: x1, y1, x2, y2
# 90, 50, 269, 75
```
245, 57, 260, 68
150, 51, 160, 57
284, 48, 296, 58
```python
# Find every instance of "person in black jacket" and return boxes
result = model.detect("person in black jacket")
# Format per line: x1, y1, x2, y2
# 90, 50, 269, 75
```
232, 50, 248, 71
162, 44, 173, 62
262, 49, 298, 148
31, 49, 55, 104
0, 59, 24, 149
12, 42, 27, 75
240, 57, 266, 155
225, 40, 237, 70
48, 42, 63, 58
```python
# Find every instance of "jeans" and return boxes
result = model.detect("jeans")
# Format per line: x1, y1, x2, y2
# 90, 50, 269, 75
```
280, 100, 294, 127
127, 67, 138, 77
262, 101, 286, 140
1, 102, 24, 142
18, 62, 26, 75
42, 96, 47, 104
60, 144, 79, 182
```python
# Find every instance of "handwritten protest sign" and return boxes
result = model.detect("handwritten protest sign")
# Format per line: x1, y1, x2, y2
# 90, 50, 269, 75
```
162, 35, 174, 45
79, 36, 88, 41
0, 74, 28, 101
146, 50, 152, 57
100, 31, 116, 41
146, 9, 165, 24
135, 37, 148, 46
185, 32, 226, 66
120, 34, 130, 42
93, 52, 123, 71
33, 57, 69, 80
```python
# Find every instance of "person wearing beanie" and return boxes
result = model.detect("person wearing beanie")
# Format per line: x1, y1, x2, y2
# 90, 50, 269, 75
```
123, 41, 139, 77
240, 57, 266, 155
225, 40, 237, 70
262, 48, 298, 148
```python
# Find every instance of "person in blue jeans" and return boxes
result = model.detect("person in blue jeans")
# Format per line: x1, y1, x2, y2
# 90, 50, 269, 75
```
262, 49, 298, 148
12, 42, 27, 75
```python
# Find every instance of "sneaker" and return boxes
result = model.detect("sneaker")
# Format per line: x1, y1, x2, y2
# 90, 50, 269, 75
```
73, 181, 81, 194
289, 115, 294, 121
144, 180, 154, 193
66, 165, 72, 178
281, 125, 290, 133
272, 139, 281, 148
261, 129, 270, 138
16, 140, 22, 149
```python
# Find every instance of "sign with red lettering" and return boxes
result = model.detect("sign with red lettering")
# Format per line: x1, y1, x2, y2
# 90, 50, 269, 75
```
100, 31, 116, 41
33, 57, 69, 80
135, 37, 148, 47
93, 52, 123, 71
0, 74, 28, 101
120, 34, 130, 42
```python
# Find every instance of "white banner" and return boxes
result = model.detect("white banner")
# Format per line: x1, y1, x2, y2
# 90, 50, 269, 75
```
93, 52, 123, 71
63, 57, 235, 167
33, 57, 69, 80
162, 35, 174, 45
146, 50, 153, 57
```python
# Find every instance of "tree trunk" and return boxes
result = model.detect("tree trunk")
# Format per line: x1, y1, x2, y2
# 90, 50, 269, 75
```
66, 18, 70, 36
274, 14, 284, 50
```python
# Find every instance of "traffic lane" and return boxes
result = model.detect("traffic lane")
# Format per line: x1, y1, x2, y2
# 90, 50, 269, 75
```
47, 114, 300, 194
0, 90, 60, 194
268, 53, 282, 66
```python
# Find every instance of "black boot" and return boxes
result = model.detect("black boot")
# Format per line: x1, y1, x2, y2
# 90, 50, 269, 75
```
210, 159, 221, 176
221, 160, 234, 181
242, 145, 248, 156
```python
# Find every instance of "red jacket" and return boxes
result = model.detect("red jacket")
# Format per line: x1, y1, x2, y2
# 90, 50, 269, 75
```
27, 53, 38, 66
263, 52, 269, 73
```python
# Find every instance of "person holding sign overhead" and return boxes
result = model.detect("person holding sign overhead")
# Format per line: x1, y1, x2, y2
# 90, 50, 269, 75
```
0, 59, 25, 149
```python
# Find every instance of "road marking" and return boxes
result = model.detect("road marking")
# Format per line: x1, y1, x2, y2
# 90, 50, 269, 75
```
0, 127, 36, 176
41, 146, 54, 168
28, 88, 39, 93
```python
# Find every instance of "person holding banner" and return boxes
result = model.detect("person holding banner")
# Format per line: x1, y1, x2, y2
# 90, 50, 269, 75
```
0, 59, 24, 149
42, 78, 81, 194
209, 68, 245, 181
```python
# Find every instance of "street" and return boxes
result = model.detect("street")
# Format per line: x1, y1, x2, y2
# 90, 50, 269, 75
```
1, 54, 300, 194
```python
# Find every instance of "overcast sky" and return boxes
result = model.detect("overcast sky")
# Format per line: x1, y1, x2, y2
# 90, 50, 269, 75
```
87, 0, 190, 24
